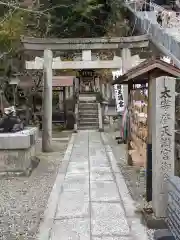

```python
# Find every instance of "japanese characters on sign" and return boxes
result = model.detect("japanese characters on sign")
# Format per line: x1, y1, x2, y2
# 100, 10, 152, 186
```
117, 84, 124, 109
160, 78, 172, 176
79, 70, 94, 77
112, 70, 125, 113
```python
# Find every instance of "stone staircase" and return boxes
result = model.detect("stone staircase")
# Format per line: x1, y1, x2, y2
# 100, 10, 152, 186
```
78, 94, 99, 130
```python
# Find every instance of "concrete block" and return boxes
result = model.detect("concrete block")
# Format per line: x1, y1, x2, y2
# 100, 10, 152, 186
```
0, 127, 39, 176
0, 127, 38, 149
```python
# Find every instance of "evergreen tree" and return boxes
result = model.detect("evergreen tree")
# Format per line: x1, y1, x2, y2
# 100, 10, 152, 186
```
48, 0, 112, 37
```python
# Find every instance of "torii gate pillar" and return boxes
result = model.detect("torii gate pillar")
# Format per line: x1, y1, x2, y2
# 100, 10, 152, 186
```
42, 49, 53, 152
121, 48, 131, 106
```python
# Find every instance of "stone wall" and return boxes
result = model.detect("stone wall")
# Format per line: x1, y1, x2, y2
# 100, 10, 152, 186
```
166, 176, 180, 238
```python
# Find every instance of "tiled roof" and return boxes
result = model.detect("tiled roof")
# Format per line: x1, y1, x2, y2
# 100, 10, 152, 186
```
112, 58, 180, 85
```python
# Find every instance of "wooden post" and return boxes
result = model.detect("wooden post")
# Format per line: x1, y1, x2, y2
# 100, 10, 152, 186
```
42, 49, 53, 152
106, 83, 111, 100
146, 76, 153, 202
65, 86, 69, 99
126, 83, 133, 165
102, 83, 105, 99
121, 48, 131, 106
63, 87, 66, 123
13, 85, 16, 106
95, 77, 100, 92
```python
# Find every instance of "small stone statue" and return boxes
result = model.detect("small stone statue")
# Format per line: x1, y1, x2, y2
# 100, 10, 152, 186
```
0, 106, 24, 133
157, 12, 162, 26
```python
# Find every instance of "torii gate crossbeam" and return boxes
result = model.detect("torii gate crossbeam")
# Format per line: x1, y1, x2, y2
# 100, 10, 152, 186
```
26, 59, 122, 70
24, 36, 149, 152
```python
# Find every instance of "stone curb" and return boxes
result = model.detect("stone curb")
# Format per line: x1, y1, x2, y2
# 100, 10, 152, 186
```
101, 132, 149, 240
37, 134, 75, 240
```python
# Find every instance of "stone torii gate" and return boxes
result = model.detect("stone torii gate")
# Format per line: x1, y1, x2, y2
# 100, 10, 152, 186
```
22, 35, 149, 152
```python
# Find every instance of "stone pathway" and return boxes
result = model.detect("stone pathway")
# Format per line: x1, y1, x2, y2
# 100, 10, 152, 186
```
38, 131, 149, 240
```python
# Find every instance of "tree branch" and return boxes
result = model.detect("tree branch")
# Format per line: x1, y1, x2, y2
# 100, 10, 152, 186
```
0, 48, 12, 59
0, 1, 76, 16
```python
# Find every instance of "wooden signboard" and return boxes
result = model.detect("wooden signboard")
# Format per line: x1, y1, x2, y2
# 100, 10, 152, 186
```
79, 70, 95, 77
129, 87, 148, 168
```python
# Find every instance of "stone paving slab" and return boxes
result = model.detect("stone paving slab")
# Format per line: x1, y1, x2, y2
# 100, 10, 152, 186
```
70, 156, 88, 162
90, 170, 114, 181
38, 131, 149, 240
56, 190, 89, 218
90, 159, 110, 168
91, 202, 130, 236
92, 237, 131, 240
91, 181, 120, 202
62, 173, 89, 192
67, 161, 89, 173
51, 218, 90, 240
90, 165, 112, 172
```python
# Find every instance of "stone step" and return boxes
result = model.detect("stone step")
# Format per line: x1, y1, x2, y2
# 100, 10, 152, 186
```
79, 113, 98, 117
78, 125, 98, 130
79, 100, 97, 103
79, 109, 98, 113
79, 113, 98, 118
79, 99, 97, 102
79, 95, 96, 102
79, 122, 99, 127
79, 99, 97, 101
79, 115, 98, 119
79, 92, 96, 95
79, 105, 98, 110
79, 118, 98, 123
79, 110, 98, 114
79, 102, 97, 106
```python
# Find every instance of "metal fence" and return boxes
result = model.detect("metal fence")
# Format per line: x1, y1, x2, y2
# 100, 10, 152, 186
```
124, 0, 180, 68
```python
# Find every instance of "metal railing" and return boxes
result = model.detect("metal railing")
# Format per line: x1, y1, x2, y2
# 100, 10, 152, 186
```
128, 0, 180, 29
124, 0, 180, 68
98, 102, 103, 132
149, 2, 180, 29
74, 103, 78, 132
73, 90, 79, 132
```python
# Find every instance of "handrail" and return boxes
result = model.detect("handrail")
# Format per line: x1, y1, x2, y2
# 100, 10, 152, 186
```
124, 0, 180, 68
128, 0, 180, 30
74, 102, 78, 132
98, 102, 103, 132
74, 91, 79, 132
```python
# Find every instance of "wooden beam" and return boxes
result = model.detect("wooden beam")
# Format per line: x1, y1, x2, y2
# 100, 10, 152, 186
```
21, 35, 149, 50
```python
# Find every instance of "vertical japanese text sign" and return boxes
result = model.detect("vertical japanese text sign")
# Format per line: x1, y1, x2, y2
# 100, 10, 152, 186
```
112, 70, 125, 113
152, 76, 175, 217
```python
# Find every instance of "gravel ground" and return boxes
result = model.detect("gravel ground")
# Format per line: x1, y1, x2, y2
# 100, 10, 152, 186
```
0, 131, 71, 240
105, 125, 146, 203
105, 124, 154, 239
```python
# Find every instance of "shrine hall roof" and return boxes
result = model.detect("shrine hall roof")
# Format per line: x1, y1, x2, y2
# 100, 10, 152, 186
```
112, 58, 180, 85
